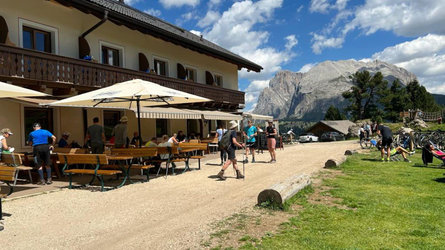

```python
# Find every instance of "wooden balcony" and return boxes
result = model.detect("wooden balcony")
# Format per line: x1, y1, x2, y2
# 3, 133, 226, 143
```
0, 44, 244, 109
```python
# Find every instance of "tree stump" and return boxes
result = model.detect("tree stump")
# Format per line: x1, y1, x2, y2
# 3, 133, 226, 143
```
257, 174, 311, 206
324, 156, 346, 168
344, 150, 357, 156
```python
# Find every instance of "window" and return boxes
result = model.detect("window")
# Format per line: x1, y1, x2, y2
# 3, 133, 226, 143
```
24, 107, 54, 144
101, 46, 120, 67
154, 59, 168, 76
186, 67, 196, 82
214, 74, 223, 87
156, 119, 168, 137
22, 26, 51, 53
103, 110, 121, 140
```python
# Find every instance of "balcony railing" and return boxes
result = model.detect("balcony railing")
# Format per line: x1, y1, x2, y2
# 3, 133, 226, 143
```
0, 44, 244, 105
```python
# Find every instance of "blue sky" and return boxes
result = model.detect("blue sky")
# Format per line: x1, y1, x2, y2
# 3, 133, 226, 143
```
125, 0, 445, 110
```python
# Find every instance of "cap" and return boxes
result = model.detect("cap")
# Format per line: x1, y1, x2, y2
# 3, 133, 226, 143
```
0, 128, 13, 135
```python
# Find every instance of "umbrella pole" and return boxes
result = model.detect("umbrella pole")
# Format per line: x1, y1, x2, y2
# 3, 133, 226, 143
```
137, 97, 142, 148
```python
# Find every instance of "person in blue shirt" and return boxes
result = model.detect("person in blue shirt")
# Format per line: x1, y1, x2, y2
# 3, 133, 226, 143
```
28, 123, 56, 185
242, 120, 258, 163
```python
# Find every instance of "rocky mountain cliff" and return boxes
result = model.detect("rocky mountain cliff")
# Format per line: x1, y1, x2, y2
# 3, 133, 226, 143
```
253, 60, 417, 121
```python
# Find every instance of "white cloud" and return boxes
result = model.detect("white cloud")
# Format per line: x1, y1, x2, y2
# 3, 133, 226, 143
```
197, 11, 221, 28
121, 0, 142, 5
159, 0, 200, 8
297, 5, 304, 13
245, 80, 270, 110
298, 63, 317, 73
208, 0, 222, 8
144, 8, 161, 17
285, 35, 298, 51
309, 0, 349, 14
371, 34, 445, 94
190, 30, 202, 36
311, 33, 344, 54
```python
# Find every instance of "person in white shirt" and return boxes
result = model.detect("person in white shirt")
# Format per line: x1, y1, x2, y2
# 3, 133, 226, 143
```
216, 124, 227, 165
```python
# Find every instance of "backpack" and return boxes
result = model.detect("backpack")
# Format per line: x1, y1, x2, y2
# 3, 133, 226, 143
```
219, 130, 232, 150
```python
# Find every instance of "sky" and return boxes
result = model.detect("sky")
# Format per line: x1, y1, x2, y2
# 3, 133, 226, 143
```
124, 0, 445, 111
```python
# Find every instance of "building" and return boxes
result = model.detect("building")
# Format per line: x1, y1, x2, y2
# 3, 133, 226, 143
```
306, 120, 355, 137
0, 0, 262, 151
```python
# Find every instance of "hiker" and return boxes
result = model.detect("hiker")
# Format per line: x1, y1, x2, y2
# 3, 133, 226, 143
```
28, 123, 56, 185
112, 116, 128, 148
242, 120, 257, 163
377, 123, 393, 161
58, 132, 70, 148
216, 120, 245, 180
0, 128, 14, 154
85, 117, 105, 154
266, 120, 277, 163
376, 140, 414, 162
216, 124, 227, 165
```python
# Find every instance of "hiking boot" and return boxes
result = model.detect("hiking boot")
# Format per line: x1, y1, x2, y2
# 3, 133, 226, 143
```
46, 178, 53, 185
0, 223, 4, 232
217, 170, 226, 181
242, 159, 248, 164
37, 179, 46, 185
251, 158, 256, 163
236, 170, 244, 179
404, 158, 411, 163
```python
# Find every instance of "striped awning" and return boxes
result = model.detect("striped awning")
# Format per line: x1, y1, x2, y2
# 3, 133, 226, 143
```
136, 107, 201, 119
198, 110, 242, 120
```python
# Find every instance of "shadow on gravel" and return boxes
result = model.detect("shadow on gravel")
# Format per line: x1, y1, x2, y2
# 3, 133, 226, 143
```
206, 163, 222, 166
208, 175, 237, 181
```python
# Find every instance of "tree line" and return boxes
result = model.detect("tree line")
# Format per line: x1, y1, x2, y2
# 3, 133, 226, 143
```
324, 70, 440, 122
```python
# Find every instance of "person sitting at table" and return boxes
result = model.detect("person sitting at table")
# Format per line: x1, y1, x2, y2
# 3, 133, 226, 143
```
168, 133, 179, 145
130, 131, 142, 147
145, 137, 158, 147
177, 130, 187, 142
58, 132, 71, 148
0, 128, 14, 156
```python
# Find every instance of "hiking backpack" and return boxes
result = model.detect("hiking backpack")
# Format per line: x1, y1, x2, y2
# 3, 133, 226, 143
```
219, 130, 232, 150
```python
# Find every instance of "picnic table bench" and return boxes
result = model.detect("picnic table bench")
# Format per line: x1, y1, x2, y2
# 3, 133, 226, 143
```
110, 147, 158, 182
0, 165, 16, 220
178, 143, 208, 170
156, 146, 187, 177
0, 153, 33, 186
59, 154, 122, 192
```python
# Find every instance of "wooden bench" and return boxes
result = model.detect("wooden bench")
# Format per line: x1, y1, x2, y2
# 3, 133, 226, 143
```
179, 143, 208, 170
156, 147, 187, 177
0, 153, 33, 186
110, 148, 158, 181
58, 154, 122, 192
0, 166, 16, 220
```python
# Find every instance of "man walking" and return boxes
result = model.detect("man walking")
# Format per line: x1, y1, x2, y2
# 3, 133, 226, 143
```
216, 120, 245, 180
28, 123, 56, 185
377, 123, 393, 161
242, 120, 257, 163
216, 124, 227, 165
85, 117, 105, 154
112, 116, 128, 148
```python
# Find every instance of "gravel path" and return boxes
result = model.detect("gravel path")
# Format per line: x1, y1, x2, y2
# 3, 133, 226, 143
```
0, 141, 359, 249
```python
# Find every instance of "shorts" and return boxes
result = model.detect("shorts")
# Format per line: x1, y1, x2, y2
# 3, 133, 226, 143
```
381, 137, 393, 148
91, 142, 104, 154
227, 147, 236, 160
267, 138, 276, 150
33, 144, 51, 166
246, 141, 256, 149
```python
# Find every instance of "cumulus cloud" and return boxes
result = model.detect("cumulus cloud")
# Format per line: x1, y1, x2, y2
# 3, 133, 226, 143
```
190, 30, 202, 36
298, 63, 317, 73
309, 0, 349, 14
159, 0, 200, 8
122, 0, 142, 5
311, 33, 344, 54
197, 11, 221, 28
245, 80, 270, 110
371, 34, 445, 94
285, 35, 298, 51
144, 8, 161, 17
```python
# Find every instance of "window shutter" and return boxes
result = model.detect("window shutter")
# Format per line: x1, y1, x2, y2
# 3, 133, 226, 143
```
206, 71, 214, 85
139, 53, 149, 72
78, 37, 91, 59
0, 16, 8, 44
177, 63, 186, 80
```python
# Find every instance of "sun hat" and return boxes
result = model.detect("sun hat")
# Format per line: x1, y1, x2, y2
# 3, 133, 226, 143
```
120, 116, 128, 122
229, 120, 238, 129
0, 128, 13, 135
62, 131, 71, 136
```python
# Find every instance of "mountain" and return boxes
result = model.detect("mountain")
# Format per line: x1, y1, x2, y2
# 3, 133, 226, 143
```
253, 60, 418, 121
433, 94, 445, 106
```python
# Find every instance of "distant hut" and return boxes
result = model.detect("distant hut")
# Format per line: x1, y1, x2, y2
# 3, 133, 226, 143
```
306, 120, 355, 137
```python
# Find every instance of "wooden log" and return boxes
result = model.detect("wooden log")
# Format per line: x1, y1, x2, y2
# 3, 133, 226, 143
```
344, 150, 357, 156
257, 174, 311, 206
324, 156, 346, 168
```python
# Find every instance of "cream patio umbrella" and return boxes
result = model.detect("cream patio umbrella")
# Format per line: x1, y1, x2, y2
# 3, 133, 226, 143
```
0, 81, 48, 98
49, 79, 211, 146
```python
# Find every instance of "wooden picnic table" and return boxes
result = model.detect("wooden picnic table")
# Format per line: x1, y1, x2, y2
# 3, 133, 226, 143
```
106, 155, 134, 187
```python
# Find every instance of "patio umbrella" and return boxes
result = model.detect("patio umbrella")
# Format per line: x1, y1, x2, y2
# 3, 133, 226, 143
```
0, 81, 48, 98
49, 79, 211, 146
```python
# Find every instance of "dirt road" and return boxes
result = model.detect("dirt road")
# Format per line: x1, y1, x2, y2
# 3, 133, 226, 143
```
0, 141, 359, 249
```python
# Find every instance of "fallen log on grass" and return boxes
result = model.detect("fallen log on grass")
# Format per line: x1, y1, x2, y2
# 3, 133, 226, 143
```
324, 156, 347, 168
257, 174, 311, 206
344, 150, 357, 156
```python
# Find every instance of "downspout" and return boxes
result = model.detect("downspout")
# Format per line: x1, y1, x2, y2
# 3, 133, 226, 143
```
81, 10, 108, 38
78, 10, 108, 59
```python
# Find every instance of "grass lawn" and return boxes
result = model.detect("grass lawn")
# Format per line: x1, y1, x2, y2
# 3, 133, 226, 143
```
241, 151, 445, 249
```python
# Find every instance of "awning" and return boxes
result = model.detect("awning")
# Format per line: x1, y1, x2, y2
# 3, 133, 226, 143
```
243, 112, 273, 120
136, 107, 201, 119
0, 81, 48, 98
11, 97, 57, 107
197, 110, 242, 120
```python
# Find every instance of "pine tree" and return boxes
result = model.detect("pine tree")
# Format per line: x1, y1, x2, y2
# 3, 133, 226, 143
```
324, 105, 344, 120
